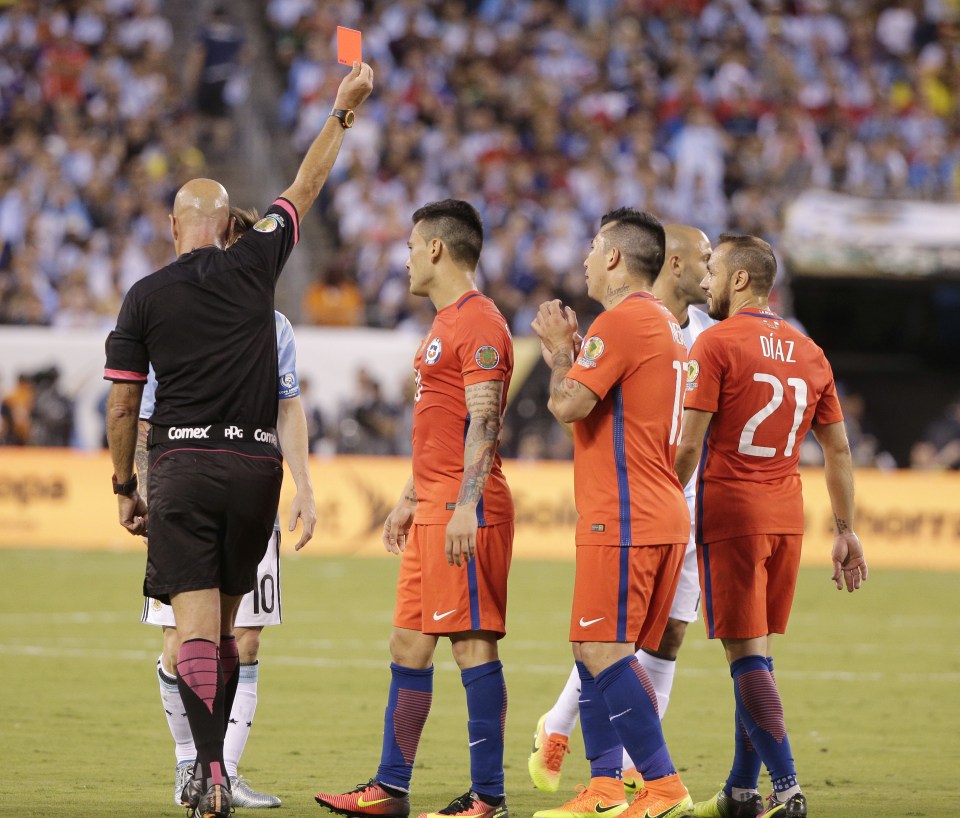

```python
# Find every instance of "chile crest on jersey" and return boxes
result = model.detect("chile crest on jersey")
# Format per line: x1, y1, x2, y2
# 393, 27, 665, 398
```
424, 337, 443, 365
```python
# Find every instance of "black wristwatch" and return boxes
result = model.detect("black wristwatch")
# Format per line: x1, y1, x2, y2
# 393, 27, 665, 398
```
330, 108, 355, 129
112, 473, 138, 496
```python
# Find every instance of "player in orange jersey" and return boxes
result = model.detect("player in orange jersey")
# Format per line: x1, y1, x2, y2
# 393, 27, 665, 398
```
314, 200, 513, 818
527, 224, 715, 799
532, 208, 693, 818
675, 234, 868, 818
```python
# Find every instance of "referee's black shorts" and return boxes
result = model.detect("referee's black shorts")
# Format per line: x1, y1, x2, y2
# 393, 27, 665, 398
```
144, 440, 283, 604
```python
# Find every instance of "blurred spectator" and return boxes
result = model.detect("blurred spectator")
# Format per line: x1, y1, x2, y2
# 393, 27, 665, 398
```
1, 373, 35, 445
910, 397, 960, 470
839, 391, 896, 470
336, 367, 402, 455
303, 257, 365, 326
0, 366, 73, 446
298, 376, 333, 456
184, 4, 249, 155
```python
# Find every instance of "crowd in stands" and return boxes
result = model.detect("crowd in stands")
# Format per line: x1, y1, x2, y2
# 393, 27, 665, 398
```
267, 0, 960, 335
2, 0, 959, 466
0, 0, 205, 330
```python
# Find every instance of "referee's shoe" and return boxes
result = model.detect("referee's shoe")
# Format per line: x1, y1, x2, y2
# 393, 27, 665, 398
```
231, 775, 281, 809
183, 775, 232, 818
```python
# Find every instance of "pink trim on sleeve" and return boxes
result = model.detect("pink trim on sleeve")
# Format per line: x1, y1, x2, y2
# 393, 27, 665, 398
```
104, 368, 148, 382
274, 198, 299, 246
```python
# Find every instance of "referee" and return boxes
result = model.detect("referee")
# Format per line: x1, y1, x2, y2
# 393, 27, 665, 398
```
104, 62, 373, 818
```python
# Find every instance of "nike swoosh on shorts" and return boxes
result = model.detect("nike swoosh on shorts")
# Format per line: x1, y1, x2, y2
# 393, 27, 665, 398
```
433, 609, 456, 621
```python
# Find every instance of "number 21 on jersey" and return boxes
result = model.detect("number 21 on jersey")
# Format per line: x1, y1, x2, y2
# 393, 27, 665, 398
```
739, 373, 808, 458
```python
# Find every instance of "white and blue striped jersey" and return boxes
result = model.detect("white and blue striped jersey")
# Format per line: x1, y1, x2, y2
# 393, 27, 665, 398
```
139, 311, 300, 419
680, 306, 715, 501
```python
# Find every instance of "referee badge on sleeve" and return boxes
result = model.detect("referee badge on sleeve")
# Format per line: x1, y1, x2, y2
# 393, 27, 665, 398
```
253, 214, 283, 233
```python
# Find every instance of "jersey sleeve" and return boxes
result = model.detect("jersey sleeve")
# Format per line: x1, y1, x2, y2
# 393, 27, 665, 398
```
812, 357, 844, 425
683, 328, 722, 412
104, 289, 149, 383
457, 308, 512, 386
226, 198, 299, 283
275, 311, 300, 400
565, 310, 632, 401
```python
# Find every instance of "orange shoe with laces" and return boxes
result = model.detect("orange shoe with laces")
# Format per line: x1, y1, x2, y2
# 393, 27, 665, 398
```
533, 778, 628, 818
620, 773, 692, 818
528, 714, 572, 793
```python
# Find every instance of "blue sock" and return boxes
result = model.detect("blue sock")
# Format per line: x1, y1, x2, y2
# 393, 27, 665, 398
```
730, 655, 797, 791
462, 661, 507, 799
724, 711, 762, 793
376, 663, 433, 791
576, 662, 622, 779
594, 656, 675, 781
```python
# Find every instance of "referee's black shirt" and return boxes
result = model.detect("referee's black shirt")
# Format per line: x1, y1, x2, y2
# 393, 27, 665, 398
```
104, 198, 299, 428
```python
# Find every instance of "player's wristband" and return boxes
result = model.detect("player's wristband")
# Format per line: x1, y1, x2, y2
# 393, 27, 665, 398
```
112, 473, 138, 496
330, 108, 355, 129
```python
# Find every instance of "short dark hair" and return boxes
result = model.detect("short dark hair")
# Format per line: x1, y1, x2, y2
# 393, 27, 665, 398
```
230, 206, 260, 235
716, 233, 777, 295
412, 199, 484, 270
598, 207, 665, 280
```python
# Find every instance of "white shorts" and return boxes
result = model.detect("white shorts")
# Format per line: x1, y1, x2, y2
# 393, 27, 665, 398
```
668, 531, 700, 623
141, 530, 282, 628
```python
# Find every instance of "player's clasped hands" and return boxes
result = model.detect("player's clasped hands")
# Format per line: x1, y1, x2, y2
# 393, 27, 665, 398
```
831, 530, 868, 592
531, 299, 581, 367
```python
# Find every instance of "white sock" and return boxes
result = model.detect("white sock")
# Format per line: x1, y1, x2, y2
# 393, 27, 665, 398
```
224, 661, 259, 778
157, 655, 195, 765
636, 650, 676, 719
544, 664, 581, 736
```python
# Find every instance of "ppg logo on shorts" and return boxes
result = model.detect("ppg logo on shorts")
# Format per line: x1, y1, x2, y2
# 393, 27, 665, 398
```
224, 425, 244, 439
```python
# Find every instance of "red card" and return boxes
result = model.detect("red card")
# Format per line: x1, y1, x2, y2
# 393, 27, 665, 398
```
337, 26, 362, 66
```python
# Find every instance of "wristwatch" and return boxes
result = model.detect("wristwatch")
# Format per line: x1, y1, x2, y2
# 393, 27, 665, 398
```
112, 473, 138, 496
330, 108, 355, 129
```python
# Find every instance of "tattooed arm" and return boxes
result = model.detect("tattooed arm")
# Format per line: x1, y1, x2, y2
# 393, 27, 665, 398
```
135, 419, 150, 502
445, 379, 504, 567
531, 301, 600, 426
545, 347, 600, 425
812, 421, 867, 592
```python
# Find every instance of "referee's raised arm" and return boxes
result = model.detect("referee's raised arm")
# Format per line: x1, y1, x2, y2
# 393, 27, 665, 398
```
280, 61, 374, 221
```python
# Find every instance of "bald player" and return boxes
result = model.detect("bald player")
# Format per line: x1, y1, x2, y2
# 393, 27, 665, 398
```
104, 62, 373, 818
528, 225, 715, 804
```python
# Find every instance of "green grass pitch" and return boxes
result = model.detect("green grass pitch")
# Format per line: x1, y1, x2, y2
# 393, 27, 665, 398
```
1, 549, 957, 816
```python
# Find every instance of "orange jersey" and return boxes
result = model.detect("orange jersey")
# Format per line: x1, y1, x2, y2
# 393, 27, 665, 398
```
684, 310, 844, 542
566, 293, 690, 546
411, 291, 514, 525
